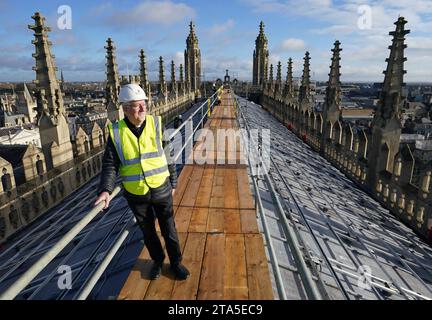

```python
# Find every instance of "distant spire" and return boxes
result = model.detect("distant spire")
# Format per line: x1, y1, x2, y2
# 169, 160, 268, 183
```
299, 51, 311, 105
159, 56, 165, 84
253, 21, 269, 86
179, 63, 185, 92
367, 17, 409, 189
170, 60, 177, 93
104, 37, 120, 109
321, 41, 343, 153
185, 21, 201, 93
269, 64, 274, 83
60, 69, 64, 83
326, 40, 342, 107
276, 61, 282, 84
375, 16, 410, 123
187, 21, 198, 45
190, 21, 195, 34
139, 49, 150, 96
28, 12, 65, 122
158, 56, 167, 96
257, 21, 267, 41
179, 64, 184, 83
284, 58, 294, 98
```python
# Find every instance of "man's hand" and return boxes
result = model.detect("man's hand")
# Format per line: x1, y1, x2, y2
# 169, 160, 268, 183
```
94, 191, 111, 210
172, 188, 176, 197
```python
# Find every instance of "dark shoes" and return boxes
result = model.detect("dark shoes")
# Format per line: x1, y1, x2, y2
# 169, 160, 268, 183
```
149, 261, 190, 280
149, 261, 163, 280
171, 263, 190, 280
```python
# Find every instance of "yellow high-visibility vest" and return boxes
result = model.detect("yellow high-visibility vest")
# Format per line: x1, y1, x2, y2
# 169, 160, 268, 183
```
108, 115, 170, 195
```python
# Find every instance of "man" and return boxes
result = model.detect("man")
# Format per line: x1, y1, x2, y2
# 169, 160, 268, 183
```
94, 83, 189, 281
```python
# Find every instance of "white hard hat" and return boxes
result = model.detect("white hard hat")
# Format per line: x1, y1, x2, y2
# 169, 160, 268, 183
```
119, 83, 148, 103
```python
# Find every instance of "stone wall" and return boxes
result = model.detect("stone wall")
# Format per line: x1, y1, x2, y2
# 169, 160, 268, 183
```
260, 91, 432, 242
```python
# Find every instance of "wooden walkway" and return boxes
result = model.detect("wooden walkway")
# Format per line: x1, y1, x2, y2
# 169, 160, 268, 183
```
117, 90, 274, 300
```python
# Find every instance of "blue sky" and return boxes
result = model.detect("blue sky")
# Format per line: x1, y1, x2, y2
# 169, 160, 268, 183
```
0, 0, 431, 82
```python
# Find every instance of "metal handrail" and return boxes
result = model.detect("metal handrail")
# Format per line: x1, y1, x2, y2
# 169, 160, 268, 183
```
169, 90, 220, 162
0, 186, 121, 300
167, 89, 219, 141
0, 90, 222, 300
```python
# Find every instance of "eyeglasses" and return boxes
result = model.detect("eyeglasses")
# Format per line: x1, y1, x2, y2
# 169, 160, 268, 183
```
124, 102, 147, 110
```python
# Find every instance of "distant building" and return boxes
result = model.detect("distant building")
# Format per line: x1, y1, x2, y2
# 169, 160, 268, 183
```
0, 125, 40, 147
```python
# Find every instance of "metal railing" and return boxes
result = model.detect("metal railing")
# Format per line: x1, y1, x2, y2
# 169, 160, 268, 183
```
0, 90, 222, 300
167, 89, 220, 163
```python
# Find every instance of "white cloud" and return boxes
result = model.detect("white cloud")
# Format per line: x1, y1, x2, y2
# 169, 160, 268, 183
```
269, 54, 282, 67
207, 19, 235, 35
407, 37, 432, 50
279, 38, 306, 51
174, 51, 184, 67
108, 1, 195, 27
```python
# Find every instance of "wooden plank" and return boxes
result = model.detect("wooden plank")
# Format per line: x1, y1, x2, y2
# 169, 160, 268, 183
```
171, 233, 207, 299
236, 169, 255, 210
189, 207, 209, 233
207, 208, 224, 233
224, 168, 239, 209
173, 165, 194, 206
209, 167, 224, 208
244, 234, 274, 299
144, 232, 188, 300
224, 234, 248, 299
198, 233, 225, 299
179, 166, 204, 207
194, 166, 215, 207
117, 247, 152, 300
240, 209, 259, 234
174, 206, 193, 233
224, 209, 241, 233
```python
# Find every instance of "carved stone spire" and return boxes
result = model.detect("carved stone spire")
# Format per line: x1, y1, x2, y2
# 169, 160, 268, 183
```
321, 41, 342, 154
170, 60, 177, 94
179, 63, 185, 93
29, 12, 65, 121
269, 64, 274, 82
158, 56, 168, 98
28, 12, 73, 169
367, 17, 410, 189
283, 58, 294, 99
375, 16, 410, 124
60, 69, 64, 92
185, 21, 201, 94
299, 51, 311, 112
253, 21, 269, 86
139, 49, 151, 99
275, 61, 282, 94
104, 37, 122, 121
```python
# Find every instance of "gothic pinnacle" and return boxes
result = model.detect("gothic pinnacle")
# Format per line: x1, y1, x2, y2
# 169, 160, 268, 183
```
139, 49, 149, 86
299, 51, 311, 105
269, 64, 274, 82
276, 61, 282, 85
328, 40, 342, 89
29, 11, 64, 121
159, 56, 165, 84
104, 37, 120, 107
284, 58, 294, 97
375, 16, 409, 122
179, 64, 184, 82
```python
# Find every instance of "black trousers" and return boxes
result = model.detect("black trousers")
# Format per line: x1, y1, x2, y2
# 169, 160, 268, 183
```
125, 179, 182, 265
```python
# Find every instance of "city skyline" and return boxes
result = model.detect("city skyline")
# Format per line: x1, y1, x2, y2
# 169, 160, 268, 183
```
0, 0, 431, 82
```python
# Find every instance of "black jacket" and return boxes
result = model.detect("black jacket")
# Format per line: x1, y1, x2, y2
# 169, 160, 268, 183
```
97, 117, 178, 196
